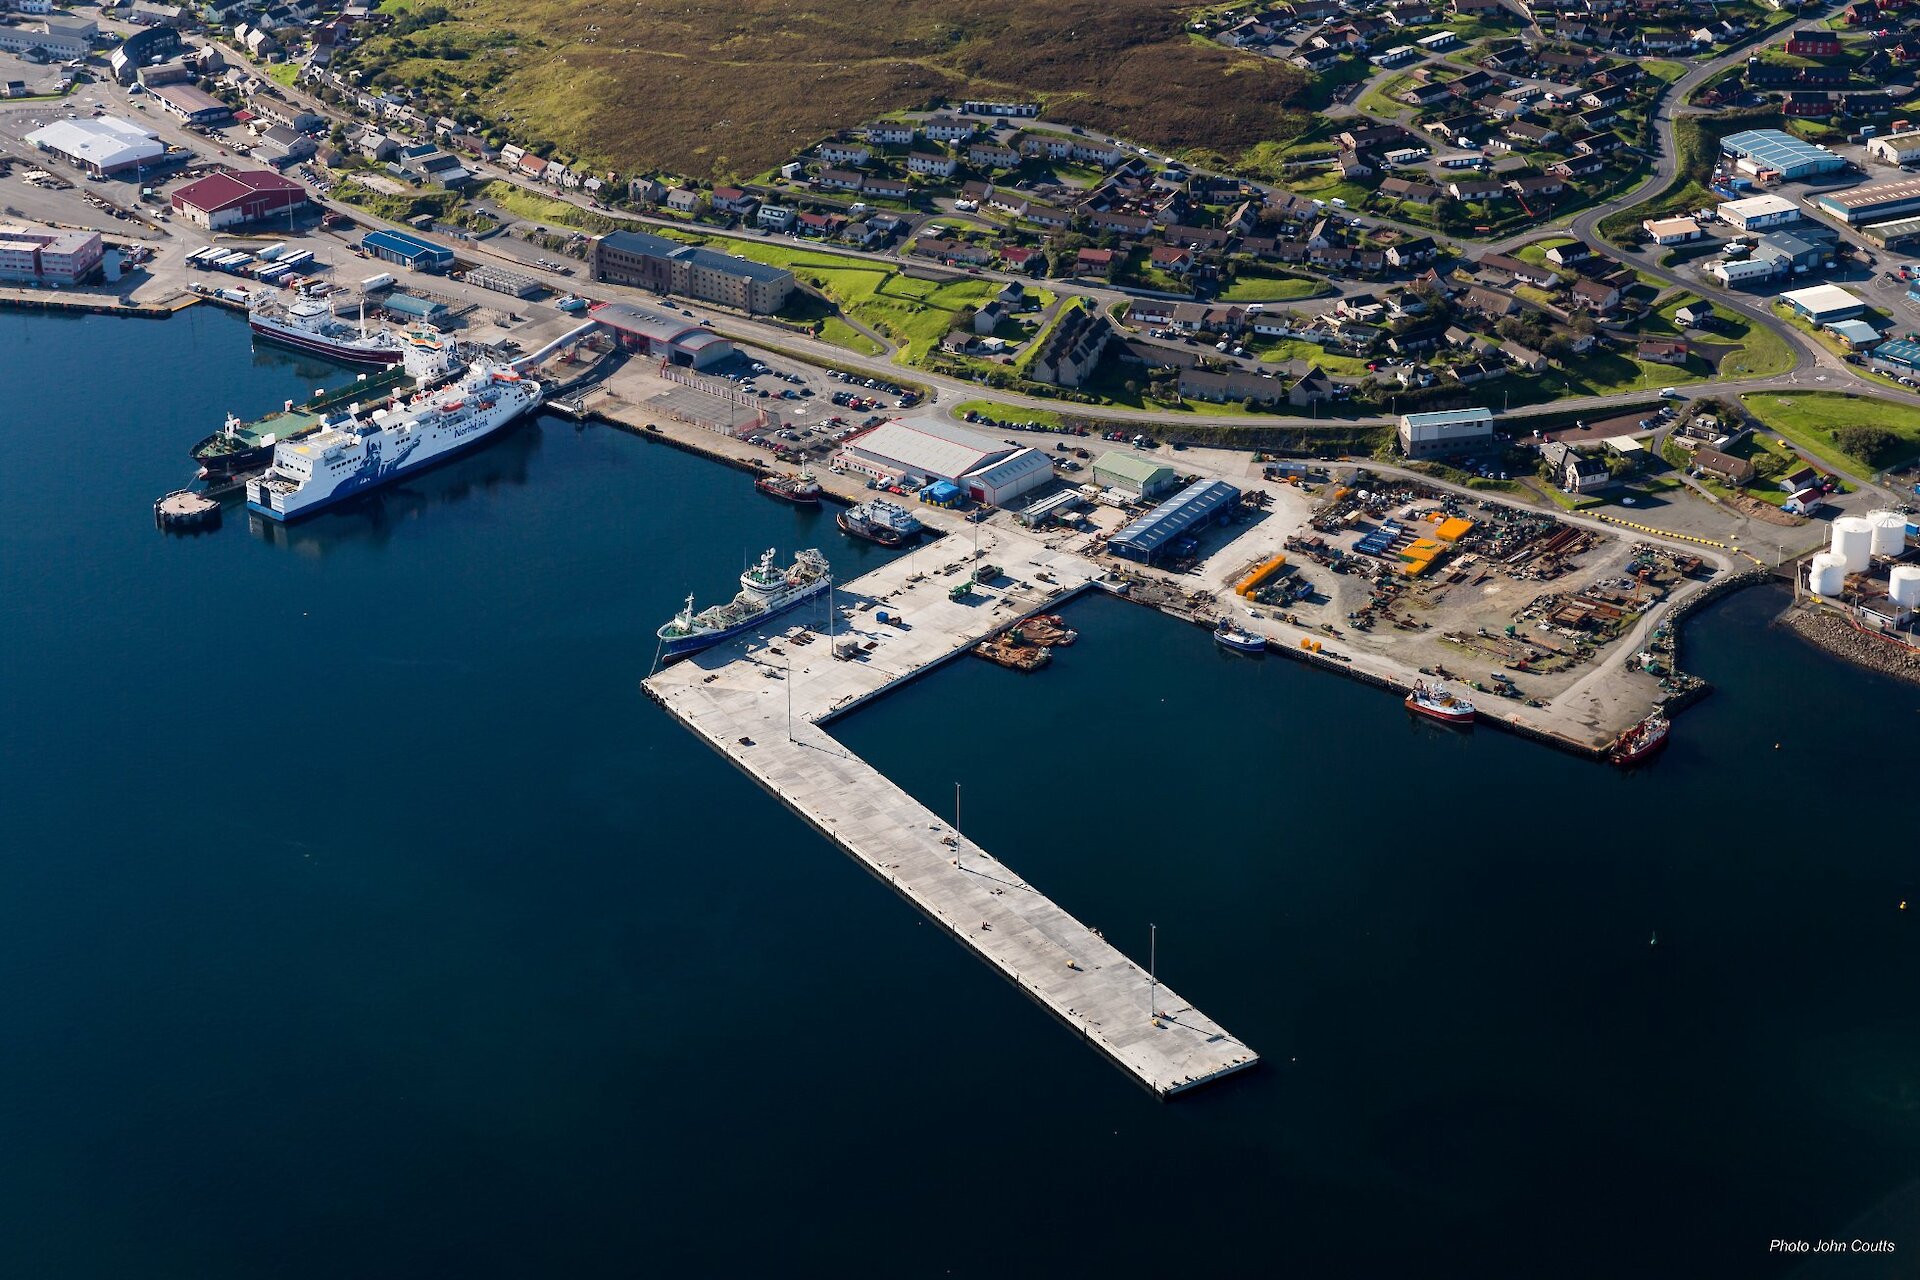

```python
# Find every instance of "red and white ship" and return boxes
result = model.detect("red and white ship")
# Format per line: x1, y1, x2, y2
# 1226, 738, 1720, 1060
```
755, 471, 822, 505
1406, 681, 1476, 725
251, 296, 406, 367
1610, 713, 1670, 765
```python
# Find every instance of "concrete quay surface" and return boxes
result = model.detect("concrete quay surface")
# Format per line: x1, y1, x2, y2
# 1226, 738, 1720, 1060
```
642, 520, 1260, 1097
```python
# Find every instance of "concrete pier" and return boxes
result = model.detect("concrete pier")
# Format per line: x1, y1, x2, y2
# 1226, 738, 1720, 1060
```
643, 520, 1259, 1097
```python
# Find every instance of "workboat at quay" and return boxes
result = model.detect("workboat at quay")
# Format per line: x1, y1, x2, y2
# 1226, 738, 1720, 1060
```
250, 295, 408, 367
657, 548, 833, 663
246, 334, 541, 522
1405, 680, 1476, 725
837, 498, 923, 547
191, 363, 413, 479
1610, 713, 1670, 765
755, 471, 822, 505
1214, 621, 1267, 654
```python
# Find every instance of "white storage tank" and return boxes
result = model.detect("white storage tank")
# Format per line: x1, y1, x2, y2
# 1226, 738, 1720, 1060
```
1891, 564, 1920, 608
1808, 552, 1847, 597
1869, 509, 1908, 558
1832, 516, 1873, 573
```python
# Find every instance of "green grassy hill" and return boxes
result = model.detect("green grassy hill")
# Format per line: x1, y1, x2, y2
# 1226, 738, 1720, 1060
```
339, 0, 1311, 180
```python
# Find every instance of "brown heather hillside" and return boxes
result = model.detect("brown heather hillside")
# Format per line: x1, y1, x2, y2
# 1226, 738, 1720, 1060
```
341, 0, 1312, 180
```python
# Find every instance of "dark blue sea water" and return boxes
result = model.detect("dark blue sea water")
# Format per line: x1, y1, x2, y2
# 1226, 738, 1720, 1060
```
2, 307, 1916, 1278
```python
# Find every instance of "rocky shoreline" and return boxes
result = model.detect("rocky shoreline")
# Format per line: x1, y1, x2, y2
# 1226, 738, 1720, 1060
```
1779, 604, 1920, 684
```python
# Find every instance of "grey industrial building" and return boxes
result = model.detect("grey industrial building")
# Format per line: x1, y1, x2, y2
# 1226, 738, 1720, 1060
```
588, 301, 738, 369
1092, 451, 1178, 499
1108, 479, 1243, 563
1398, 407, 1494, 459
589, 229, 794, 314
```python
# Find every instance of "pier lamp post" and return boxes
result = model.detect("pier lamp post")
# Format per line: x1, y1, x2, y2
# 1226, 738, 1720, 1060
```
1149, 923, 1159, 1023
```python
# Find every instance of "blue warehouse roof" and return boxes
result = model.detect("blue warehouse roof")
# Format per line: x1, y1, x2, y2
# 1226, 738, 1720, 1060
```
1871, 338, 1920, 367
361, 228, 453, 263
1108, 478, 1242, 560
1720, 129, 1842, 173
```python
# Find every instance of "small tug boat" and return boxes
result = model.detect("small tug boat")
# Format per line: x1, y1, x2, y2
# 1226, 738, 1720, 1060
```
1610, 713, 1670, 765
1405, 680, 1476, 725
756, 471, 822, 505
1214, 621, 1267, 654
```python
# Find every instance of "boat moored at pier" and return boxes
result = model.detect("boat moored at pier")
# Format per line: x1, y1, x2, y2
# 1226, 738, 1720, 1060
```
250, 295, 407, 367
1610, 713, 1669, 765
246, 336, 539, 522
657, 548, 833, 663
756, 471, 822, 505
1406, 681, 1476, 725
837, 498, 922, 547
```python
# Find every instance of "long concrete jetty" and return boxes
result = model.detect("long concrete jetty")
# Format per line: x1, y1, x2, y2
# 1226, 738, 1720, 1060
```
643, 520, 1258, 1097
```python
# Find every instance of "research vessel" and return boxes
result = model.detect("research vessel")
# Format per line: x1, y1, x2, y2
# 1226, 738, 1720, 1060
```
1610, 713, 1669, 765
251, 295, 407, 366
246, 336, 540, 522
756, 471, 822, 505
657, 548, 833, 663
836, 498, 922, 547
1405, 681, 1476, 725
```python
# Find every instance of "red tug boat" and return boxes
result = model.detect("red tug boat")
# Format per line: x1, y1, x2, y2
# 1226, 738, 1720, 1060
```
755, 471, 822, 505
1610, 713, 1670, 766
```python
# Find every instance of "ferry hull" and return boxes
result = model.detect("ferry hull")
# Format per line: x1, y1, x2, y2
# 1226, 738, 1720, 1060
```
248, 390, 541, 522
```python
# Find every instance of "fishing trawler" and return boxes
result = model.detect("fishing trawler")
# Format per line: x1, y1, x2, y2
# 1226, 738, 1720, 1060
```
1213, 621, 1267, 654
1405, 681, 1476, 725
657, 548, 833, 663
250, 295, 407, 366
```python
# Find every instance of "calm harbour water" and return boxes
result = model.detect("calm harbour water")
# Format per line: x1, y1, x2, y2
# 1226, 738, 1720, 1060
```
1, 307, 1916, 1278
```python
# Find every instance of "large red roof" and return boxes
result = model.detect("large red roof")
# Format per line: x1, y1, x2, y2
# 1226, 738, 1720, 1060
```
172, 169, 304, 213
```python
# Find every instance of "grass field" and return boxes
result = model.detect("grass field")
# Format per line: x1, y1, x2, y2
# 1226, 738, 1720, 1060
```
1639, 296, 1796, 379
1250, 338, 1374, 376
266, 63, 300, 88
479, 181, 623, 233
1218, 269, 1323, 302
1737, 391, 1920, 473
953, 399, 1065, 427
334, 0, 1315, 180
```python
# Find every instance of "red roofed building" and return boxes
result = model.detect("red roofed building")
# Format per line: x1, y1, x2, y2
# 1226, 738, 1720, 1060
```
169, 170, 307, 230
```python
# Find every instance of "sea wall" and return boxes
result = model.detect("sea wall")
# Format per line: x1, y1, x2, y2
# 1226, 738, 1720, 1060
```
1780, 605, 1920, 685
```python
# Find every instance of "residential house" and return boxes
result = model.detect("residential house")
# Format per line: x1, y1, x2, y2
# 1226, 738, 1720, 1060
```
664, 187, 705, 214
1149, 244, 1195, 275
1571, 277, 1622, 314
1448, 178, 1509, 201
1462, 284, 1520, 317
906, 151, 956, 178
1504, 341, 1549, 371
1550, 155, 1606, 179
921, 115, 975, 143
1509, 174, 1565, 199
1637, 339, 1691, 365
1380, 176, 1442, 205
1541, 441, 1613, 492
1546, 241, 1594, 266
1785, 26, 1841, 56
819, 141, 870, 166
756, 204, 796, 232
709, 186, 757, 215
1675, 302, 1716, 329
1387, 236, 1438, 267
915, 236, 990, 266
1692, 447, 1756, 485
862, 122, 912, 146
1074, 247, 1117, 278
1504, 120, 1561, 149
862, 176, 910, 199
968, 141, 1019, 169
816, 168, 866, 192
